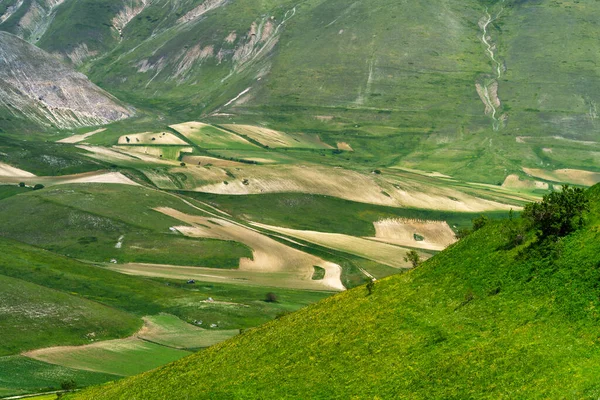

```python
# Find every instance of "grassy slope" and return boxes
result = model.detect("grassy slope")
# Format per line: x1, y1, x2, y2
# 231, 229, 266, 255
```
0, 356, 119, 397
0, 273, 139, 356
0, 184, 252, 267
72, 185, 600, 399
0, 236, 330, 328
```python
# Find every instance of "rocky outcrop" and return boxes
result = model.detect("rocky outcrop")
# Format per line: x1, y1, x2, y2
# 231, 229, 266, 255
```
0, 31, 132, 130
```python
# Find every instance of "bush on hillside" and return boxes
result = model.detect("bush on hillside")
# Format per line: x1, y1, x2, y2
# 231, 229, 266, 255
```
522, 185, 589, 240
32, 183, 44, 190
404, 250, 421, 268
472, 215, 489, 231
265, 292, 278, 303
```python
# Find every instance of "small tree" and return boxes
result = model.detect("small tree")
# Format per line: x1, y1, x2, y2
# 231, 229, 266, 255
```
18, 182, 25, 187
522, 185, 589, 240
32, 183, 44, 190
472, 215, 489, 231
366, 279, 375, 296
265, 292, 278, 303
60, 379, 77, 391
404, 250, 421, 268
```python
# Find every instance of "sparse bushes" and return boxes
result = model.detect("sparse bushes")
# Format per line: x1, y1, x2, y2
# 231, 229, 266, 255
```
265, 292, 278, 303
366, 279, 375, 295
404, 250, 421, 268
472, 215, 489, 231
522, 185, 589, 240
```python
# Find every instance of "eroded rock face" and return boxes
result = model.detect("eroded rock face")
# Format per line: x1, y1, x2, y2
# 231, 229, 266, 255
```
0, 31, 132, 129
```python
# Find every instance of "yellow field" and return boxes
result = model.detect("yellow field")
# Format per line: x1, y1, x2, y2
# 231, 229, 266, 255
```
154, 207, 345, 291
0, 162, 36, 177
117, 132, 188, 145
0, 170, 138, 187
523, 168, 600, 187
182, 155, 244, 167
170, 122, 257, 149
221, 124, 333, 149
57, 128, 107, 144
251, 222, 430, 268
337, 142, 354, 151
502, 174, 549, 190
115, 145, 193, 160
370, 219, 457, 251
182, 164, 516, 211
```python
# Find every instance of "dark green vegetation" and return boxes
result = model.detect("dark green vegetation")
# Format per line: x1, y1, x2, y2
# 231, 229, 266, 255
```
68, 184, 600, 399
0, 356, 118, 397
523, 185, 590, 240
0, 273, 139, 356
0, 135, 106, 176
186, 192, 508, 234
0, 184, 251, 267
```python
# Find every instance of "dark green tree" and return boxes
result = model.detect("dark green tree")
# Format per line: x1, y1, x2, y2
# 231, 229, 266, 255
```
522, 185, 589, 239
404, 250, 421, 268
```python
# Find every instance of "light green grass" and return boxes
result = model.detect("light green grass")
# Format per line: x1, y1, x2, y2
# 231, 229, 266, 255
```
140, 314, 238, 349
68, 184, 600, 399
0, 274, 140, 356
28, 339, 190, 377
0, 356, 118, 397
171, 123, 259, 150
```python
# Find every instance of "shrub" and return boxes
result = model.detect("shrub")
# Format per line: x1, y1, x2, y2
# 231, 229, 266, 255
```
18, 182, 25, 187
522, 185, 589, 240
60, 379, 77, 391
265, 292, 278, 303
32, 184, 45, 190
472, 215, 489, 231
404, 250, 421, 268
455, 227, 471, 240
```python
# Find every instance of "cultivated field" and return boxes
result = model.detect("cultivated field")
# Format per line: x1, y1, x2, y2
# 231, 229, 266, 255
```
25, 337, 189, 376
154, 207, 345, 291
370, 219, 457, 251
140, 314, 238, 349
0, 162, 36, 177
220, 124, 333, 149
170, 122, 257, 150
115, 145, 193, 160
117, 132, 187, 145
523, 168, 600, 187
251, 222, 430, 268
57, 128, 107, 144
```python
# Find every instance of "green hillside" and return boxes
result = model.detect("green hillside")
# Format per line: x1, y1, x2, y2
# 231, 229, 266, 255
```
3, 0, 600, 182
70, 184, 600, 399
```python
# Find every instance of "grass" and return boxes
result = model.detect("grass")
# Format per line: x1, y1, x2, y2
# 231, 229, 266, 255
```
0, 356, 119, 397
0, 184, 252, 267
0, 134, 106, 176
140, 314, 239, 349
170, 122, 259, 150
0, 184, 31, 200
183, 192, 509, 234
68, 184, 600, 399
0, 274, 140, 356
28, 339, 190, 377
0, 236, 331, 329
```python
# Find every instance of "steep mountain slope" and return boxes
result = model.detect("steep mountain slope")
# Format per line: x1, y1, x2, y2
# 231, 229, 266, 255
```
2, 0, 600, 182
0, 31, 131, 130
70, 185, 600, 399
